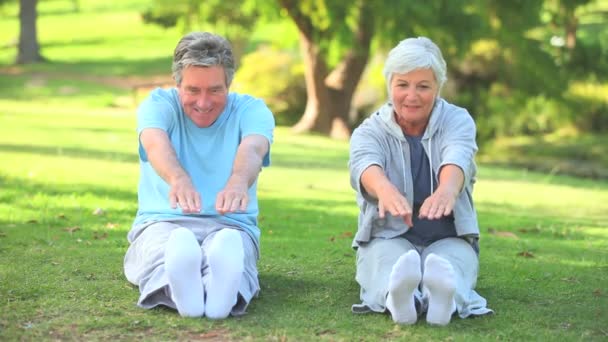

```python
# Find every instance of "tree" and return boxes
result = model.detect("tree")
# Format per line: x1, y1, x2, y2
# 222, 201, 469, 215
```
142, 0, 486, 139
17, 0, 44, 64
277, 0, 493, 139
141, 0, 259, 64
276, 0, 372, 139
144, 0, 603, 139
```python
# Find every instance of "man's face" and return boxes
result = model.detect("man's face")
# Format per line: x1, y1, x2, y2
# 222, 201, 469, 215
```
177, 65, 228, 128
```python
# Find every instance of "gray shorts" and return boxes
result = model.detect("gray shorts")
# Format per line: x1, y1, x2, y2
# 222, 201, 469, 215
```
123, 217, 260, 316
353, 237, 492, 318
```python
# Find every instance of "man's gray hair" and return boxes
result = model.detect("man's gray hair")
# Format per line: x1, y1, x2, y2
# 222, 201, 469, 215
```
382, 37, 447, 97
172, 32, 236, 86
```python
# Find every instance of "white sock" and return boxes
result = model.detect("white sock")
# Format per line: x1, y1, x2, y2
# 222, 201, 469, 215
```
386, 250, 422, 325
422, 253, 456, 326
164, 227, 205, 317
204, 229, 244, 320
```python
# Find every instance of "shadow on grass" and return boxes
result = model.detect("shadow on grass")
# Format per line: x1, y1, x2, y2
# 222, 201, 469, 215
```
0, 73, 126, 103
271, 150, 348, 171
477, 200, 606, 232
478, 164, 608, 190
0, 174, 137, 227
0, 143, 138, 163
0, 57, 171, 81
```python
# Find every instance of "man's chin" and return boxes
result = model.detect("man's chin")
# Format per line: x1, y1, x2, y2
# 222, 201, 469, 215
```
193, 120, 213, 128
187, 112, 215, 127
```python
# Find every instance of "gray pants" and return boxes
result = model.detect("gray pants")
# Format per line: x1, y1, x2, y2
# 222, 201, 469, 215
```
124, 218, 259, 316
354, 237, 491, 318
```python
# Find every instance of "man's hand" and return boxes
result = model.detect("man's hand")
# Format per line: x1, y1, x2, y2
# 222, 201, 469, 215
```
169, 174, 201, 214
215, 180, 248, 215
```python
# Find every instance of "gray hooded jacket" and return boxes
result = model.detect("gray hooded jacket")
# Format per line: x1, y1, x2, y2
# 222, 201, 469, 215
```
349, 98, 479, 247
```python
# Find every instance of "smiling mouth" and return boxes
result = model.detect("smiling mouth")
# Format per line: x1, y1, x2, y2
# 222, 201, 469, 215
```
194, 107, 213, 114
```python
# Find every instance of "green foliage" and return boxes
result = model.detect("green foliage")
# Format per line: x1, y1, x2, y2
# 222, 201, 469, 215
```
141, 7, 179, 28
449, 0, 608, 142
140, 0, 260, 41
479, 129, 608, 178
565, 79, 608, 131
232, 46, 306, 125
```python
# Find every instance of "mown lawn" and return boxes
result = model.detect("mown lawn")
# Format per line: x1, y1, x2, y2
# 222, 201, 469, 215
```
1, 0, 607, 340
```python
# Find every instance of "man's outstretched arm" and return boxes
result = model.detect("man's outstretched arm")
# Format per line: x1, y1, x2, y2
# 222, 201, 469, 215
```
215, 134, 269, 214
140, 127, 201, 213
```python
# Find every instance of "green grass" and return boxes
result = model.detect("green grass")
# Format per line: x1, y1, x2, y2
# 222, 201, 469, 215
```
1, 1, 608, 340
1, 107, 607, 341
479, 130, 608, 179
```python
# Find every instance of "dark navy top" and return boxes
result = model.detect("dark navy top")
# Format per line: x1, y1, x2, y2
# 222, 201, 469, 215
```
402, 134, 457, 246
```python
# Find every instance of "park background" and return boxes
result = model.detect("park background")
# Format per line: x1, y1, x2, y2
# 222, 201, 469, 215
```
1, 0, 607, 340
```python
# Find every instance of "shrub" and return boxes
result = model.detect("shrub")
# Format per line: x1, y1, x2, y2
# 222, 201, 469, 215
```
232, 46, 306, 126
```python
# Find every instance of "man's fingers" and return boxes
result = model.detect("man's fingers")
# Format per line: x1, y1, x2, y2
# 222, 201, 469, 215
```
215, 192, 247, 214
239, 197, 248, 211
169, 193, 178, 209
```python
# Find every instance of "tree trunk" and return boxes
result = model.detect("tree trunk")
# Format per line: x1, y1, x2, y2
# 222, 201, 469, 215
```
291, 31, 333, 135
17, 0, 44, 64
290, 3, 374, 140
564, 10, 577, 62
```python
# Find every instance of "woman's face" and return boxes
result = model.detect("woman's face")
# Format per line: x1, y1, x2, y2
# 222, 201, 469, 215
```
390, 68, 439, 135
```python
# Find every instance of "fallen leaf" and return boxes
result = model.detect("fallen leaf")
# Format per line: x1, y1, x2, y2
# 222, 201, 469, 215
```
340, 231, 354, 238
560, 277, 579, 283
518, 227, 541, 233
489, 229, 519, 239
517, 251, 534, 258
92, 208, 106, 216
315, 329, 336, 336
64, 226, 81, 234
105, 222, 118, 229
93, 232, 108, 240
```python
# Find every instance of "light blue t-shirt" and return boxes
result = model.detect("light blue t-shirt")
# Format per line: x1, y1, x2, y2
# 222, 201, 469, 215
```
132, 87, 275, 243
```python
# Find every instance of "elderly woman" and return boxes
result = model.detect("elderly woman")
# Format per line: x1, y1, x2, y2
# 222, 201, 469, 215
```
348, 37, 492, 325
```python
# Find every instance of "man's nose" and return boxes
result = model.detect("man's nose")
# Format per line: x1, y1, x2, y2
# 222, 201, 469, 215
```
195, 93, 208, 108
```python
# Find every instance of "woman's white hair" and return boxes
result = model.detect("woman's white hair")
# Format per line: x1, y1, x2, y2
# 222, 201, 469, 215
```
382, 37, 447, 98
